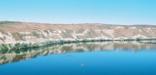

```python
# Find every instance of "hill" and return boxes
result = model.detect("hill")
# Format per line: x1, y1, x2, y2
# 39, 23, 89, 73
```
0, 21, 156, 50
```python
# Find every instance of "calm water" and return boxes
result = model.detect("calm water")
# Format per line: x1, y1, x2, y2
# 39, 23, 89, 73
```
0, 42, 156, 75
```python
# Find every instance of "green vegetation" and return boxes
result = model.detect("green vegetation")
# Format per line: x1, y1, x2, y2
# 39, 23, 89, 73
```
0, 38, 156, 53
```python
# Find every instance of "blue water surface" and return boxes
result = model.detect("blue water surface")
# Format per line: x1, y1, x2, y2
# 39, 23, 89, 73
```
0, 43, 156, 75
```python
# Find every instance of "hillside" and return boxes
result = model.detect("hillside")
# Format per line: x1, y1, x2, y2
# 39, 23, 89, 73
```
0, 21, 156, 50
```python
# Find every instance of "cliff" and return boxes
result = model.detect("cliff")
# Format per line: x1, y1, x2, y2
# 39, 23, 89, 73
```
0, 21, 156, 50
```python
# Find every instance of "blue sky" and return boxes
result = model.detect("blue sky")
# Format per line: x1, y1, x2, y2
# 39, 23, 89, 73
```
0, 0, 156, 25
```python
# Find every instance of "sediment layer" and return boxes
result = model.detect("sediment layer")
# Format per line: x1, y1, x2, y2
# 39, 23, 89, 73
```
0, 21, 156, 50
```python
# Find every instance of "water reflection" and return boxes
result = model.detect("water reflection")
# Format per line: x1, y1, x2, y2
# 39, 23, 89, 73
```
0, 41, 156, 65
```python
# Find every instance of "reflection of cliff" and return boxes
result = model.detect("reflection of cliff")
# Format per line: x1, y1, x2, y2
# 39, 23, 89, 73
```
0, 42, 156, 65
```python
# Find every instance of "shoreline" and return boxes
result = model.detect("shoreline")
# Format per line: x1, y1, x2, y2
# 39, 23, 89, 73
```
1, 38, 156, 51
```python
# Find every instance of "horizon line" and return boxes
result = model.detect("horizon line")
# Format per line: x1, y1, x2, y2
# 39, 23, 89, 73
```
0, 20, 156, 26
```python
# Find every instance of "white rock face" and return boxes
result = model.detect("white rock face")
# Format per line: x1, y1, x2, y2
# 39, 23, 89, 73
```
0, 21, 156, 47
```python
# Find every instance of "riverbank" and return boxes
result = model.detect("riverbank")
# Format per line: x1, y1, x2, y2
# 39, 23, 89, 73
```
0, 21, 156, 51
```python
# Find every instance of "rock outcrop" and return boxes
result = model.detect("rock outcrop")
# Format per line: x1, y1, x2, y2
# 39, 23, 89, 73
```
0, 21, 156, 50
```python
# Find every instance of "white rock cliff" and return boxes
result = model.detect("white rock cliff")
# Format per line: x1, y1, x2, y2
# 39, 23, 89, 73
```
0, 21, 156, 50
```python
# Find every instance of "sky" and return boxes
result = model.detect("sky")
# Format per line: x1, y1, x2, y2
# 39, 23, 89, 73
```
0, 0, 156, 25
